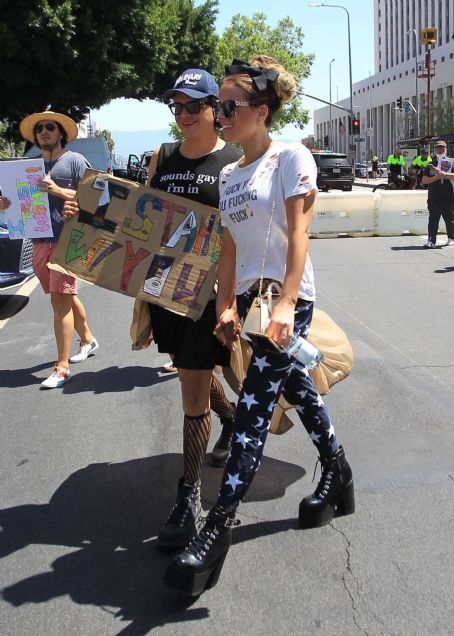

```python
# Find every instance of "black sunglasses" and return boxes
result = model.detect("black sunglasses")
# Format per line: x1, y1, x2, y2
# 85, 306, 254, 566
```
215, 100, 252, 118
168, 100, 210, 116
35, 122, 57, 134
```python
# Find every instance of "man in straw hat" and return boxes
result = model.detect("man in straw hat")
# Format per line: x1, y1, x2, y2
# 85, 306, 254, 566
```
0, 111, 99, 388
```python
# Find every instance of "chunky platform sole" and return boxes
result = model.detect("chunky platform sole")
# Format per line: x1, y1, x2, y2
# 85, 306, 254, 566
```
163, 551, 228, 596
298, 481, 355, 529
209, 452, 228, 468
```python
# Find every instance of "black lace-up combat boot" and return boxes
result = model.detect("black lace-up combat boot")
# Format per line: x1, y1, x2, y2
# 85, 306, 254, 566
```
157, 478, 201, 548
210, 407, 235, 467
298, 446, 355, 529
164, 504, 239, 595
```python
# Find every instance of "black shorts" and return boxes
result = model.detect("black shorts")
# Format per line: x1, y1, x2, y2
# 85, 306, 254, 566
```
148, 299, 230, 370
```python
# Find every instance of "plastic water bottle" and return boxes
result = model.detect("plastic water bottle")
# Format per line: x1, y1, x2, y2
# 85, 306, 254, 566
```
282, 333, 323, 370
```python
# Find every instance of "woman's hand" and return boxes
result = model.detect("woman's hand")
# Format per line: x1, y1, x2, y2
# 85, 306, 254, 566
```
63, 199, 80, 221
265, 298, 295, 348
214, 307, 240, 351
0, 196, 11, 212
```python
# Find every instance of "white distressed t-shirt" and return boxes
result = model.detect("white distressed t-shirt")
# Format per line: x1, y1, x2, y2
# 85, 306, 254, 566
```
219, 141, 317, 300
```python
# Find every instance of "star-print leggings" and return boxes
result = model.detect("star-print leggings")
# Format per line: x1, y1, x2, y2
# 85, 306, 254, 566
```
217, 290, 339, 509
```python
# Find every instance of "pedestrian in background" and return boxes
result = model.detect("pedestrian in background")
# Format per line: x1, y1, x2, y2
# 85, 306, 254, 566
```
386, 146, 406, 185
371, 156, 379, 179
0, 111, 98, 388
145, 69, 242, 548
164, 55, 354, 596
422, 140, 454, 248
412, 148, 432, 189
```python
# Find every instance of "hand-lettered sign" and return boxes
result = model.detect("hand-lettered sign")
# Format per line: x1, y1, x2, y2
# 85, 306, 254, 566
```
49, 170, 222, 320
0, 158, 52, 239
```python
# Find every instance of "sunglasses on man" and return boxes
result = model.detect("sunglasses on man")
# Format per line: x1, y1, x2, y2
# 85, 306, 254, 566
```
167, 101, 211, 116
34, 122, 57, 134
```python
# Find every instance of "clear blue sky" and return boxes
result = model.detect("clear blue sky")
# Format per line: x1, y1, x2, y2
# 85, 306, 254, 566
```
92, 0, 374, 140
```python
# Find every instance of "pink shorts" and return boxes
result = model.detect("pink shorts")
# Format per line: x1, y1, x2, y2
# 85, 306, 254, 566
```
33, 242, 77, 294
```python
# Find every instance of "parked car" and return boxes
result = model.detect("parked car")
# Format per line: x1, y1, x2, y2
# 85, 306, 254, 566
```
355, 163, 368, 178
312, 151, 354, 192
0, 220, 34, 290
109, 162, 129, 179
126, 151, 153, 184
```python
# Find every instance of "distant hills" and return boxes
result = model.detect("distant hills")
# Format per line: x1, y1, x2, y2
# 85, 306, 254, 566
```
111, 126, 304, 163
111, 129, 173, 161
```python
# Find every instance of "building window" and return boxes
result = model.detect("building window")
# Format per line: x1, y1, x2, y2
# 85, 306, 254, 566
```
405, 70, 408, 76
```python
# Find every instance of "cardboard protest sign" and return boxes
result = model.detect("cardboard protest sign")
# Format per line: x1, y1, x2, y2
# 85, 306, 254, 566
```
50, 170, 222, 320
0, 158, 52, 239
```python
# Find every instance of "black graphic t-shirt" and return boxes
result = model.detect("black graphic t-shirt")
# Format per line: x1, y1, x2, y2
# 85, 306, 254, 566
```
150, 141, 241, 207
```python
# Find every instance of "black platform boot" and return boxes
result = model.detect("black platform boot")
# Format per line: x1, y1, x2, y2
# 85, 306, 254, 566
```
210, 407, 235, 467
298, 446, 355, 529
157, 478, 201, 548
164, 504, 238, 596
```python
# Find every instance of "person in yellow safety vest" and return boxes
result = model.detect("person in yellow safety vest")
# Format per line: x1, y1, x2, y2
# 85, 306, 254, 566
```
386, 146, 406, 184
412, 148, 432, 189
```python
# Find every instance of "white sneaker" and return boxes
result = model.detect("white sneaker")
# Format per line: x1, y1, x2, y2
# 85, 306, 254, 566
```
69, 338, 99, 363
423, 240, 435, 249
445, 238, 454, 246
163, 360, 178, 373
41, 366, 71, 389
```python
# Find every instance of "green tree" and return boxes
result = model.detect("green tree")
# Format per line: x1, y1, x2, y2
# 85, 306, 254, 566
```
168, 13, 314, 140
213, 13, 314, 133
96, 130, 115, 154
0, 0, 219, 139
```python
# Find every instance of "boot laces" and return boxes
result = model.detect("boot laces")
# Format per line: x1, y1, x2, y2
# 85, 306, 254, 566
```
186, 509, 239, 561
165, 487, 199, 528
311, 457, 335, 500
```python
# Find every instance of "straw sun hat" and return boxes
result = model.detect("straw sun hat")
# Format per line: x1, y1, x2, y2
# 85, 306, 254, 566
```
19, 111, 78, 143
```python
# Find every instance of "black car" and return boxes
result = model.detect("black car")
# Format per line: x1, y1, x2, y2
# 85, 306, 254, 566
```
312, 151, 354, 192
0, 221, 34, 290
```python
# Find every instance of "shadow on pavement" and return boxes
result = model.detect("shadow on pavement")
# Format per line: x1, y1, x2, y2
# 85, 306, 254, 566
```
390, 245, 431, 251
434, 266, 454, 273
0, 294, 30, 320
61, 365, 174, 394
0, 453, 305, 632
0, 362, 54, 387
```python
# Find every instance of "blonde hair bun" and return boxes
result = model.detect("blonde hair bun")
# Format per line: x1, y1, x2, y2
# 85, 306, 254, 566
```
249, 55, 297, 104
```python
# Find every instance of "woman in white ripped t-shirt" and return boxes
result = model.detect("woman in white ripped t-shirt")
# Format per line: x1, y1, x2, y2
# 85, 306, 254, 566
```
164, 56, 355, 596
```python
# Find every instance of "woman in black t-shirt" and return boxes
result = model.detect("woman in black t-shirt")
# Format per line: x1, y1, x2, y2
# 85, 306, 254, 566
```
145, 69, 241, 548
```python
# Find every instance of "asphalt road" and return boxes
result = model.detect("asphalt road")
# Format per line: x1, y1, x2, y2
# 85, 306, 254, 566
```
1, 235, 454, 636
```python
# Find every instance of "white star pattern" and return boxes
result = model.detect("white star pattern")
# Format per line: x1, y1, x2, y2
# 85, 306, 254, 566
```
310, 431, 321, 443
297, 388, 307, 399
267, 379, 281, 394
241, 392, 259, 410
225, 473, 244, 492
317, 394, 325, 407
253, 355, 271, 372
267, 400, 276, 412
253, 416, 266, 430
327, 423, 335, 438
235, 431, 252, 448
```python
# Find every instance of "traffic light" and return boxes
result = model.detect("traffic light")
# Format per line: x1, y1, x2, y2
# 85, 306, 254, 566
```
351, 118, 360, 135
396, 96, 403, 110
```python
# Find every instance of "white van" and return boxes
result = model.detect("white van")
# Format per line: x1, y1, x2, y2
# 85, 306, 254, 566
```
27, 136, 110, 171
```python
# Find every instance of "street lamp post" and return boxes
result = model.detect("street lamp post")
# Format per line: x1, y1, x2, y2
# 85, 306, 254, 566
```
407, 28, 420, 138
329, 58, 335, 150
309, 3, 354, 161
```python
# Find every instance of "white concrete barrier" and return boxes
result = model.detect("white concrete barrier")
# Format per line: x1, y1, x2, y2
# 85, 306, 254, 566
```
310, 189, 434, 238
311, 191, 375, 238
373, 190, 430, 236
